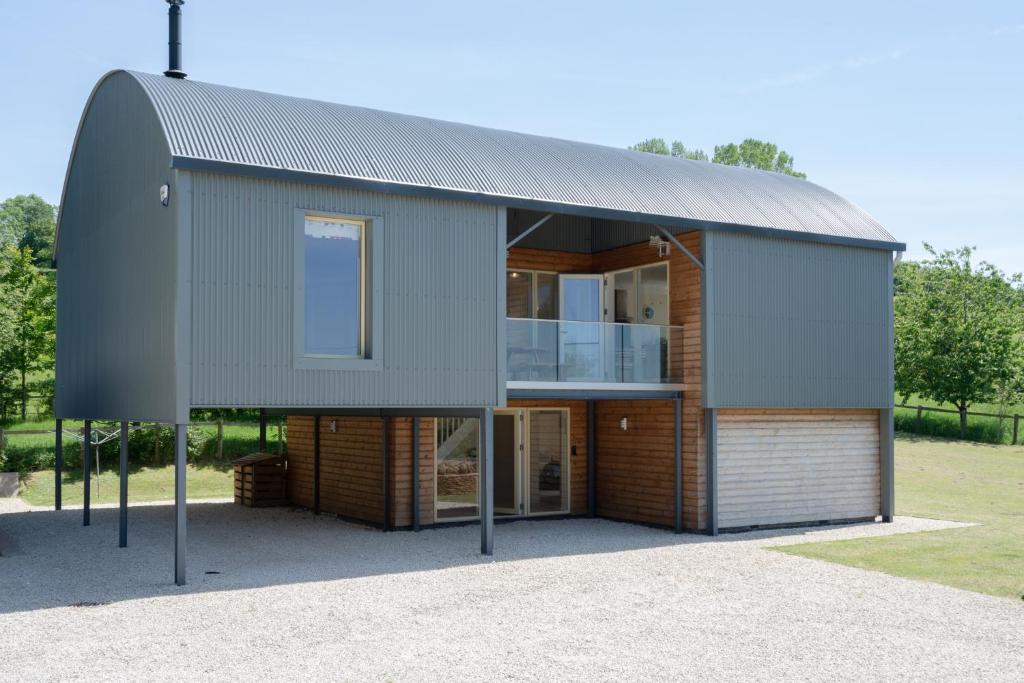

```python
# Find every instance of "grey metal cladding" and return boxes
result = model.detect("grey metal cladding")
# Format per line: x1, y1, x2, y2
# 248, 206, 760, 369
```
704, 231, 893, 409
123, 70, 900, 249
189, 172, 503, 408
55, 71, 182, 422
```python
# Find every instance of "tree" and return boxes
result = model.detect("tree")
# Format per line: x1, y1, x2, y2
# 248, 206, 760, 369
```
629, 137, 804, 177
0, 194, 57, 267
628, 138, 709, 161
894, 245, 1024, 437
712, 139, 806, 178
0, 246, 56, 420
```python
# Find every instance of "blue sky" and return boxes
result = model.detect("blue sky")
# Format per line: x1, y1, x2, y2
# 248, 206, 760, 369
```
2, 1, 1021, 272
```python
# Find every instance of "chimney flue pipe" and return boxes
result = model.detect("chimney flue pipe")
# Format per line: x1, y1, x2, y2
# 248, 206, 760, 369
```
164, 0, 186, 79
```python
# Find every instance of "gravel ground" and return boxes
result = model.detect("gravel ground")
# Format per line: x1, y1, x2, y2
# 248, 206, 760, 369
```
1, 501, 1020, 681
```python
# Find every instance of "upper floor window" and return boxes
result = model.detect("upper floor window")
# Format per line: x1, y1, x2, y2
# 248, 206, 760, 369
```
507, 270, 559, 319
304, 215, 364, 357
295, 210, 383, 370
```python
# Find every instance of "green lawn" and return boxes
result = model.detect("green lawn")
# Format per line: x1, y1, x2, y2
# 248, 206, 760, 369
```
775, 435, 1024, 600
20, 464, 234, 507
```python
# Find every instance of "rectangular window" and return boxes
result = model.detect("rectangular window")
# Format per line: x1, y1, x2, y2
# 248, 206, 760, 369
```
505, 269, 559, 319
295, 210, 382, 370
304, 216, 364, 357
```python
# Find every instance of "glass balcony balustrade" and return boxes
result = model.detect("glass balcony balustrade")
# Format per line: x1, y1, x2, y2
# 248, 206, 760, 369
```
506, 318, 683, 385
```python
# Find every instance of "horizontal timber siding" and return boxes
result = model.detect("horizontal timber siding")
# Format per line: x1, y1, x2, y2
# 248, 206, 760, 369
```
716, 409, 881, 528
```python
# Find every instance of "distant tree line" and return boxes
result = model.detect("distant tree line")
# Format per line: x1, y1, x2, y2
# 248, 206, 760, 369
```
628, 137, 807, 179
0, 194, 57, 421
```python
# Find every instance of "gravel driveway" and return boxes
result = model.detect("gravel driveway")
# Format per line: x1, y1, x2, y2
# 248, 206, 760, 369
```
1, 501, 1020, 681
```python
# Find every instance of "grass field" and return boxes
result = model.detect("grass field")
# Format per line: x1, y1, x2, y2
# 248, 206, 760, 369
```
20, 465, 234, 507
775, 435, 1024, 600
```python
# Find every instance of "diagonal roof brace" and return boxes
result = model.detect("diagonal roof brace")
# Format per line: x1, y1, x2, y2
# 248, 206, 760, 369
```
656, 225, 704, 271
506, 213, 554, 249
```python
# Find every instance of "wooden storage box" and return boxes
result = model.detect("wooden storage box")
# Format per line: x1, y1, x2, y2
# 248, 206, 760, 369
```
233, 453, 287, 507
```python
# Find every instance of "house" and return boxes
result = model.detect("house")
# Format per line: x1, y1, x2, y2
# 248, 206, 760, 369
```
54, 69, 904, 585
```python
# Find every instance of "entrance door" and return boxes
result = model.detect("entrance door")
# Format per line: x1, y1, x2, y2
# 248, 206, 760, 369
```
526, 409, 570, 514
494, 413, 519, 515
558, 275, 606, 381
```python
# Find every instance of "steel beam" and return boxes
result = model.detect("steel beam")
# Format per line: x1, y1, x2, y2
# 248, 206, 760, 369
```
54, 418, 62, 511
480, 408, 494, 555
313, 415, 321, 515
674, 397, 683, 533
119, 421, 128, 548
174, 423, 187, 586
656, 226, 704, 271
586, 401, 596, 518
505, 213, 553, 249
82, 420, 91, 527
264, 407, 482, 418
880, 409, 895, 522
705, 409, 718, 536
412, 418, 421, 531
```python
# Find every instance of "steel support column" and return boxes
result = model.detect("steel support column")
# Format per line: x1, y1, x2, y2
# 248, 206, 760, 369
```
674, 397, 683, 533
586, 400, 596, 518
174, 423, 187, 586
54, 418, 62, 511
412, 418, 421, 531
258, 408, 267, 452
82, 420, 91, 526
382, 416, 390, 531
313, 415, 321, 515
880, 408, 895, 522
705, 409, 718, 536
119, 421, 128, 548
480, 408, 494, 555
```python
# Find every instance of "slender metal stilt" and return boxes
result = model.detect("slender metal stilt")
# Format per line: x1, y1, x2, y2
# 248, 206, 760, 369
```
119, 421, 129, 548
54, 418, 63, 511
480, 408, 494, 555
83, 420, 92, 526
174, 423, 187, 586
382, 417, 390, 531
258, 408, 267, 452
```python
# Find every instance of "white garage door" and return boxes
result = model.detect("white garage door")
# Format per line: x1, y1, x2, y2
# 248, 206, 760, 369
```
717, 410, 880, 529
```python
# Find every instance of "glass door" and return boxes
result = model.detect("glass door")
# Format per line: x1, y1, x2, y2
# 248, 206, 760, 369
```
526, 409, 570, 515
558, 275, 608, 381
493, 411, 520, 515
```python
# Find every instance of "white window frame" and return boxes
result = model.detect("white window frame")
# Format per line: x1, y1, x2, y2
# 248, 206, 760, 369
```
603, 261, 671, 325
293, 209, 384, 371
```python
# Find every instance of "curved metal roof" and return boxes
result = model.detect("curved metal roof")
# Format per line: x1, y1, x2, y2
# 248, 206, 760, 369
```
125, 70, 900, 249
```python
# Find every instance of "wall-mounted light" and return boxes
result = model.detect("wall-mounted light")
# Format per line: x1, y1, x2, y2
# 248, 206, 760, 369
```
329, 419, 337, 433
619, 416, 629, 432
159, 184, 170, 207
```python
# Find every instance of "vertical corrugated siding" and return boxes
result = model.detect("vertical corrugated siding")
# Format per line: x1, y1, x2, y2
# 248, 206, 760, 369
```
56, 72, 180, 422
716, 409, 880, 528
706, 231, 892, 408
189, 172, 502, 407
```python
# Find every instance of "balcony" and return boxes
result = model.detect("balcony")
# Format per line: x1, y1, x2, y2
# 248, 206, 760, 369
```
506, 318, 684, 389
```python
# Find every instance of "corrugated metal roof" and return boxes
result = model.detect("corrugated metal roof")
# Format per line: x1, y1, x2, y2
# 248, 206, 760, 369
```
125, 70, 900, 249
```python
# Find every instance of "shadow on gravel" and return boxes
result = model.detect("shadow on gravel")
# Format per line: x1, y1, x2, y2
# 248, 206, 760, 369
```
0, 502, 881, 614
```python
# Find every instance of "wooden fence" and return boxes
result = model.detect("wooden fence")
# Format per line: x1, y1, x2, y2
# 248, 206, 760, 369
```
896, 403, 1021, 445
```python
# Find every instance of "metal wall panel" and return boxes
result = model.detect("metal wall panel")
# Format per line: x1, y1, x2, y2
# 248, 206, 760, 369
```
55, 71, 183, 422
705, 231, 893, 408
189, 172, 503, 408
124, 71, 901, 249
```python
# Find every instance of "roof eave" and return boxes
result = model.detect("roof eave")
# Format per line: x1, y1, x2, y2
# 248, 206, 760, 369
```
171, 156, 906, 252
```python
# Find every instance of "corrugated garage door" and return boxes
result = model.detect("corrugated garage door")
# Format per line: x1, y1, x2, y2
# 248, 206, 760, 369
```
717, 410, 880, 529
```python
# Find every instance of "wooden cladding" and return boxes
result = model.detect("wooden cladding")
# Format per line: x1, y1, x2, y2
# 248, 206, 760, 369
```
716, 409, 881, 528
